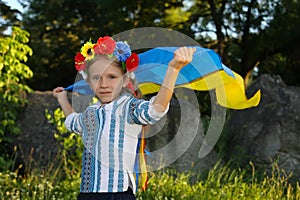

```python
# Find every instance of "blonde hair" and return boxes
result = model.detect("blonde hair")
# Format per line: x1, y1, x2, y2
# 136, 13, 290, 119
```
85, 54, 122, 77
86, 54, 140, 97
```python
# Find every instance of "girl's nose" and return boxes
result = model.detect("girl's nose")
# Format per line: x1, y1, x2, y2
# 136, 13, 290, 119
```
98, 77, 108, 88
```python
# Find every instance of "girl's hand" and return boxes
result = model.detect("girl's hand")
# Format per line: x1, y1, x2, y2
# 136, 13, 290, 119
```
53, 87, 74, 117
169, 47, 196, 71
152, 47, 196, 113
53, 87, 67, 99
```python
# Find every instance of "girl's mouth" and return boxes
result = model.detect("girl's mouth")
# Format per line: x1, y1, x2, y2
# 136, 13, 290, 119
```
99, 91, 112, 95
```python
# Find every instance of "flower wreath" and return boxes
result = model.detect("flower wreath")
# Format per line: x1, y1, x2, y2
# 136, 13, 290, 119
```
74, 36, 139, 80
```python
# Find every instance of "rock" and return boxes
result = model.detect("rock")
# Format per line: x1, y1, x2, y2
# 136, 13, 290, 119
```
225, 74, 300, 182
14, 91, 59, 171
14, 91, 92, 172
146, 89, 220, 179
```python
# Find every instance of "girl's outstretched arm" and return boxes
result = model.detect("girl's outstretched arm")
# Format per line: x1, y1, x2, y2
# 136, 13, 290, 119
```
152, 47, 196, 112
53, 87, 74, 117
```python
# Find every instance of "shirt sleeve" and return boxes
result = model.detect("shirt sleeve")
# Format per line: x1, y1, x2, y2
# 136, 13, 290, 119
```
64, 112, 83, 135
128, 96, 169, 125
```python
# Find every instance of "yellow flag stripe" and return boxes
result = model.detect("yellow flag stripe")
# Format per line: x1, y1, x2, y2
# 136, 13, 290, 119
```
138, 70, 261, 110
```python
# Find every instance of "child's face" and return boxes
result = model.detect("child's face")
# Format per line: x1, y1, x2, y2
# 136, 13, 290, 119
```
87, 58, 128, 104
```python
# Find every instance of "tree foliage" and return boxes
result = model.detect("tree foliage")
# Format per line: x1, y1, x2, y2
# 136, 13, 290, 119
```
21, 0, 186, 90
0, 26, 33, 167
0, 1, 22, 33
188, 0, 300, 85
12, 0, 300, 89
258, 0, 300, 85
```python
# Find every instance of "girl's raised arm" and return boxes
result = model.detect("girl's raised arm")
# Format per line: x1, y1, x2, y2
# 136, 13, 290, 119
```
152, 47, 196, 113
53, 87, 74, 117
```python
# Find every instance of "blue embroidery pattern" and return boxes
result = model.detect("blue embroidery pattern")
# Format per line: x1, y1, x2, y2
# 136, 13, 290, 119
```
80, 108, 100, 192
117, 106, 126, 191
128, 98, 157, 124
108, 102, 117, 192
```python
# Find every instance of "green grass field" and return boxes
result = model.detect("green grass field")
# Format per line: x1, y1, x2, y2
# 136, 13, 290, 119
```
1, 162, 299, 200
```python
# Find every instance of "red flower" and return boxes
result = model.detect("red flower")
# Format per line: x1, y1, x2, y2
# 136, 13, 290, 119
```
94, 36, 116, 55
125, 53, 139, 72
74, 52, 86, 71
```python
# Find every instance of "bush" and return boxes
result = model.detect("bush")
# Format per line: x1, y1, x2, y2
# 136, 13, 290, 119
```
0, 26, 33, 170
45, 108, 83, 179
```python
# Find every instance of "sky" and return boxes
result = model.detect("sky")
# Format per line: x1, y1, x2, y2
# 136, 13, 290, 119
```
3, 0, 24, 12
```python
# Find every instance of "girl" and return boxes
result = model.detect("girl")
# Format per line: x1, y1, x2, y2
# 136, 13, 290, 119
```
53, 36, 195, 200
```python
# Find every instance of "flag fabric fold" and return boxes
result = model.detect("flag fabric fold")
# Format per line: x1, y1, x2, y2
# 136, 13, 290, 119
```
135, 46, 260, 109
64, 79, 94, 95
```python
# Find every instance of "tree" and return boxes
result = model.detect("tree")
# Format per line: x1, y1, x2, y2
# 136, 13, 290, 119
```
188, 0, 278, 71
188, 0, 300, 86
0, 1, 22, 34
21, 0, 300, 88
22, 0, 186, 90
257, 0, 300, 85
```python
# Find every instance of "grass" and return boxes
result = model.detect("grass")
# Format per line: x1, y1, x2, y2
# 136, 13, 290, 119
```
2, 109, 297, 199
0, 161, 299, 200
0, 169, 80, 199
137, 163, 300, 200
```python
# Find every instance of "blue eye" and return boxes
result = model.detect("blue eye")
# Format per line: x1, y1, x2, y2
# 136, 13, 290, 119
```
92, 75, 100, 81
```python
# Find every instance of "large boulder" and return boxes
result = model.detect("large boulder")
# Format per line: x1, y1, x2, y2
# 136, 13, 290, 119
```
146, 89, 220, 178
225, 74, 300, 182
14, 91, 91, 171
14, 91, 59, 171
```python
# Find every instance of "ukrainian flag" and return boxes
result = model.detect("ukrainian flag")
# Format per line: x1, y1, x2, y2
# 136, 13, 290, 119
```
135, 46, 261, 109
66, 46, 261, 109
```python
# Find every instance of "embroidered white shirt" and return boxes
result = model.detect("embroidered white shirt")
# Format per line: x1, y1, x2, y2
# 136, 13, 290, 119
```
64, 94, 169, 193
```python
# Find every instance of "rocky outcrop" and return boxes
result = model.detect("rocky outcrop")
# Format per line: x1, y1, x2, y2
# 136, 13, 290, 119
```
14, 91, 92, 171
146, 94, 219, 178
225, 74, 300, 182
14, 91, 59, 170
13, 74, 300, 182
